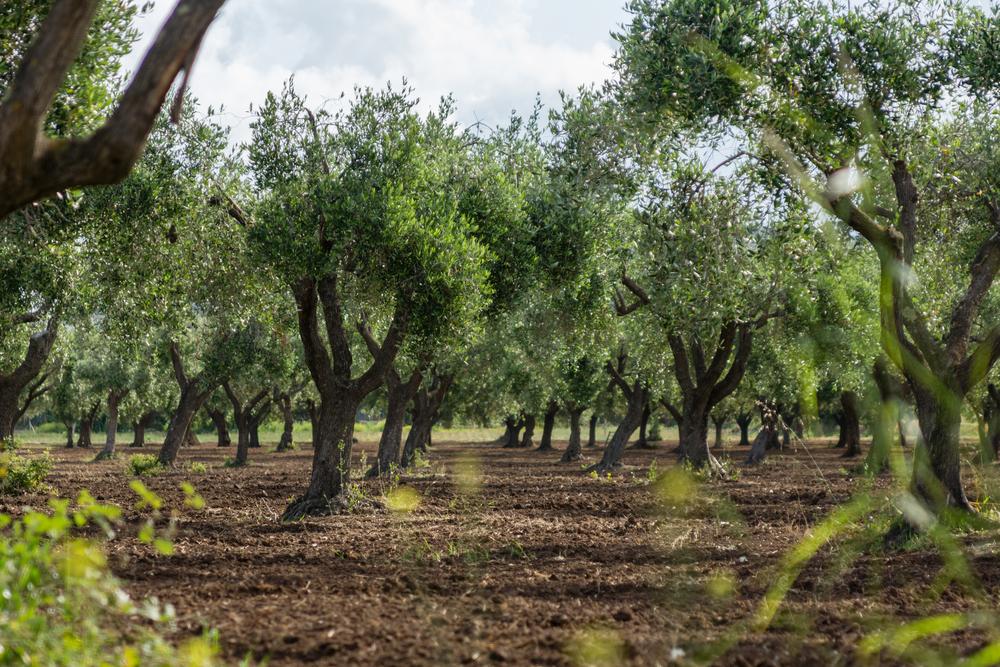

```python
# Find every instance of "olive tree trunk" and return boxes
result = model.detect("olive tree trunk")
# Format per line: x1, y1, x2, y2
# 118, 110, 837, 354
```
561, 407, 585, 463
537, 400, 559, 451
839, 391, 862, 458
368, 367, 422, 478
95, 389, 126, 460
518, 414, 536, 448
131, 411, 156, 448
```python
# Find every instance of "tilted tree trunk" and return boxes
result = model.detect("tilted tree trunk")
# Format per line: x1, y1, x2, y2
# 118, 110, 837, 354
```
0, 317, 58, 440
95, 389, 126, 460
518, 414, 536, 449
561, 407, 585, 463
77, 401, 100, 448
746, 408, 779, 465
368, 367, 422, 477
282, 275, 408, 520
206, 407, 231, 447
587, 413, 598, 448
131, 411, 156, 448
587, 378, 646, 474
157, 343, 218, 466
537, 400, 559, 451
840, 391, 862, 458
736, 411, 753, 447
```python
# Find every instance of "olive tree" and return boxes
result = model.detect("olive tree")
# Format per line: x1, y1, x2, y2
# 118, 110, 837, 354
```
615, 0, 1000, 511
247, 82, 489, 519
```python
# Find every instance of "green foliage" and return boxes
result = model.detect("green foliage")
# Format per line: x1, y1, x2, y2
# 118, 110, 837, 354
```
0, 493, 224, 666
0, 450, 51, 494
127, 454, 164, 478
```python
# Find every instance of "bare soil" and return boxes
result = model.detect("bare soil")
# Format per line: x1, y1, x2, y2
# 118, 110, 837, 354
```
4, 438, 1000, 666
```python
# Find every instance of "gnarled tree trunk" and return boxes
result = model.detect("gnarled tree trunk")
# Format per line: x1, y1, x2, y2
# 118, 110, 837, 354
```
282, 276, 408, 520
63, 419, 75, 448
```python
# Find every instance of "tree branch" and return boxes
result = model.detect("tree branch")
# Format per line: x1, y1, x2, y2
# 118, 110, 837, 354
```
0, 0, 226, 219
945, 232, 1000, 366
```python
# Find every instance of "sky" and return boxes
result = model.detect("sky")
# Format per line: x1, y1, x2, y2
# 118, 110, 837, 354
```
123, 1, 631, 142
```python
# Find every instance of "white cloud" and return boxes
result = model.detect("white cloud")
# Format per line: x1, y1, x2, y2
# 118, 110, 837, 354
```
124, 0, 622, 142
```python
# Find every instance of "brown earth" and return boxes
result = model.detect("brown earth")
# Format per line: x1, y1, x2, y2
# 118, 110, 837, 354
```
4, 438, 1000, 666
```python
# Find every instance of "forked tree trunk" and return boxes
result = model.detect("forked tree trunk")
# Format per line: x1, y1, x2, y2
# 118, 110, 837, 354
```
840, 391, 862, 458
587, 413, 598, 448
736, 412, 752, 447
519, 414, 536, 448
664, 324, 759, 475
588, 382, 646, 474
537, 401, 558, 451
207, 407, 232, 447
77, 401, 99, 448
95, 390, 125, 460
282, 275, 409, 520
561, 407, 585, 463
131, 411, 155, 448
368, 368, 422, 477
503, 416, 524, 448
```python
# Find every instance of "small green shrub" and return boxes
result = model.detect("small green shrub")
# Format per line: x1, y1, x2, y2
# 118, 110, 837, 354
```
0, 493, 226, 665
0, 450, 52, 494
188, 461, 209, 474
127, 454, 165, 477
